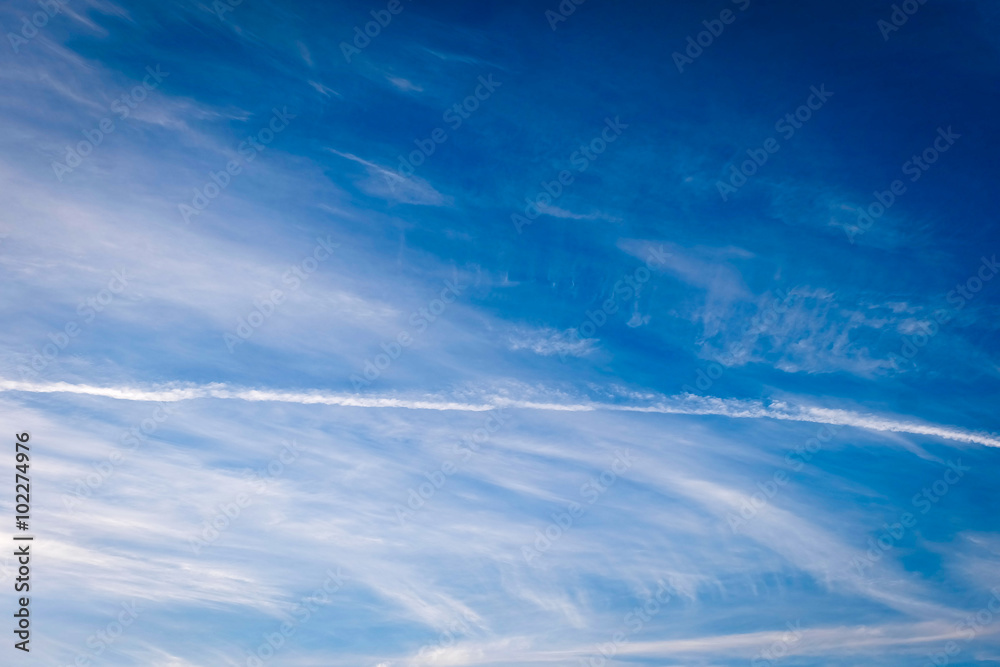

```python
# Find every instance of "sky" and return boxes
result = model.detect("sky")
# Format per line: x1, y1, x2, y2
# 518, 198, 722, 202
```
1, 0, 999, 665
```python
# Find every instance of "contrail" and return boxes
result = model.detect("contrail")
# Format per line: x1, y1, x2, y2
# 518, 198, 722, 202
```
1, 378, 997, 448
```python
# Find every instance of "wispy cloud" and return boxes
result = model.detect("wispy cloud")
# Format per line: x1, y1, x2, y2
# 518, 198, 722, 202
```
507, 327, 596, 357
2, 379, 998, 447
536, 204, 620, 222
326, 147, 450, 206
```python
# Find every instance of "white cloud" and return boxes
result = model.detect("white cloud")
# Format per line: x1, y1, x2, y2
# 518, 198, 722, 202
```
2, 378, 998, 447
506, 327, 596, 358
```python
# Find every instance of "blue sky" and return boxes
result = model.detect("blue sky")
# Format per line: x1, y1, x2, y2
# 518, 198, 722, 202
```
1, 0, 999, 665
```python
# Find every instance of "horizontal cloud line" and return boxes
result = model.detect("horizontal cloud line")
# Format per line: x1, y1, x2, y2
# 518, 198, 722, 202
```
1, 379, 997, 448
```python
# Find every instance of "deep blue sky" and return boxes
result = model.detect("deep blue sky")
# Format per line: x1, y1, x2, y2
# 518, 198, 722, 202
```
1, 0, 999, 665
